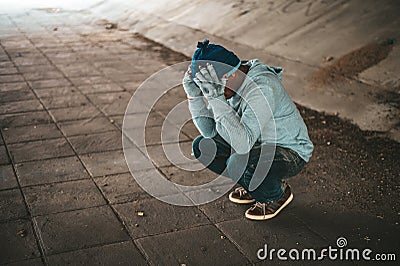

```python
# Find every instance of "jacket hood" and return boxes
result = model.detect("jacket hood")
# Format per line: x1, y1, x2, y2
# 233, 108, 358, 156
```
244, 59, 283, 81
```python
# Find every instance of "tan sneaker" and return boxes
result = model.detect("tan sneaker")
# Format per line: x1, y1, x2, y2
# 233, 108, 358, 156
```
228, 187, 256, 204
245, 183, 293, 220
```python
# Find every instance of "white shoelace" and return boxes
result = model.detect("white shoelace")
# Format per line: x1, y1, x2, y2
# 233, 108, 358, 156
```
234, 187, 247, 197
251, 201, 266, 212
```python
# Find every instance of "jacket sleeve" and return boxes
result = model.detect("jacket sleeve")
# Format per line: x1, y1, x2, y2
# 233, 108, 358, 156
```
207, 76, 275, 154
188, 97, 217, 138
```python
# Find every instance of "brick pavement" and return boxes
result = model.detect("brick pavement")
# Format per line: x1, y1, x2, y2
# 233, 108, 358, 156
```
0, 9, 398, 266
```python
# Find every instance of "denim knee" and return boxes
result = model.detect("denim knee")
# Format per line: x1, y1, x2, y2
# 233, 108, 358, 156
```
192, 135, 204, 159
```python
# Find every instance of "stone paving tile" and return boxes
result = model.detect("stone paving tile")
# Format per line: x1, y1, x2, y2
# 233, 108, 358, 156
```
129, 168, 183, 198
68, 131, 122, 154
0, 81, 29, 92
0, 145, 10, 165
146, 141, 196, 167
79, 83, 125, 94
0, 66, 18, 75
107, 115, 124, 129
117, 79, 142, 88
0, 111, 52, 128
22, 71, 64, 81
15, 156, 89, 187
144, 145, 173, 168
35, 206, 129, 255
117, 112, 164, 129
33, 86, 77, 98
0, 89, 36, 103
9, 138, 74, 163
80, 150, 130, 177
0, 164, 18, 190
105, 73, 139, 83
13, 57, 49, 66
181, 120, 200, 140
100, 69, 132, 79
179, 183, 236, 207
111, 69, 149, 80
18, 65, 58, 74
2, 123, 63, 144
0, 219, 41, 264
58, 116, 116, 137
5, 258, 44, 266
40, 94, 90, 109
159, 165, 220, 187
122, 98, 149, 114
124, 142, 155, 167
60, 65, 102, 78
69, 76, 112, 86
23, 179, 106, 216
125, 125, 190, 147
113, 198, 210, 239
99, 98, 131, 116
8, 51, 40, 58
28, 78, 72, 89
0, 74, 25, 83
151, 90, 187, 115
92, 61, 132, 71
94, 173, 151, 204
47, 241, 147, 266
48, 105, 100, 122
216, 216, 328, 263
0, 99, 43, 114
47, 56, 81, 66
0, 61, 14, 68
0, 189, 27, 221
285, 175, 335, 209
87, 91, 131, 105
135, 224, 249, 265
199, 194, 248, 224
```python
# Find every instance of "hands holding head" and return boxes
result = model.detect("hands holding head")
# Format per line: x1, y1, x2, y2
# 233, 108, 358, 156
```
182, 63, 227, 100
193, 63, 227, 99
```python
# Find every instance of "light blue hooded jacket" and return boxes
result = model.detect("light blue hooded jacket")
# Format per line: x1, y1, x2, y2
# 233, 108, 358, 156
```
188, 59, 314, 162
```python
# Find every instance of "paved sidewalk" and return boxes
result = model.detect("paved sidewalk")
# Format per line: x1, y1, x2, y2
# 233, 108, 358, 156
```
0, 9, 399, 266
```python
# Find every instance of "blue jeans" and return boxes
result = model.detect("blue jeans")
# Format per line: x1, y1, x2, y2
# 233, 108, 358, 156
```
192, 134, 306, 203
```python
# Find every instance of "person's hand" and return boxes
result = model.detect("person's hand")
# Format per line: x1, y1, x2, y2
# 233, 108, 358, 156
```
193, 63, 227, 99
182, 66, 202, 98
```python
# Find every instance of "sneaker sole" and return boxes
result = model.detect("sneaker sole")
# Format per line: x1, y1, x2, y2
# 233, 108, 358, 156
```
244, 193, 293, 220
228, 192, 256, 204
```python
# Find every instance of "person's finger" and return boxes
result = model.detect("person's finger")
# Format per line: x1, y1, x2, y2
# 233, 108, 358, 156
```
206, 63, 219, 82
199, 86, 209, 95
193, 77, 202, 87
183, 70, 191, 83
195, 71, 207, 83
194, 78, 211, 95
220, 77, 228, 87
199, 65, 212, 82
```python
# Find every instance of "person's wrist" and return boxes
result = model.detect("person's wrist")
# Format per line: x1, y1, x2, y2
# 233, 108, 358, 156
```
208, 94, 226, 102
188, 96, 206, 111
208, 95, 229, 119
188, 92, 202, 99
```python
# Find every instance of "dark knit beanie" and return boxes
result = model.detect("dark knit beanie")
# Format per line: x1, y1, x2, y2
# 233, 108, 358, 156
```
191, 39, 240, 79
